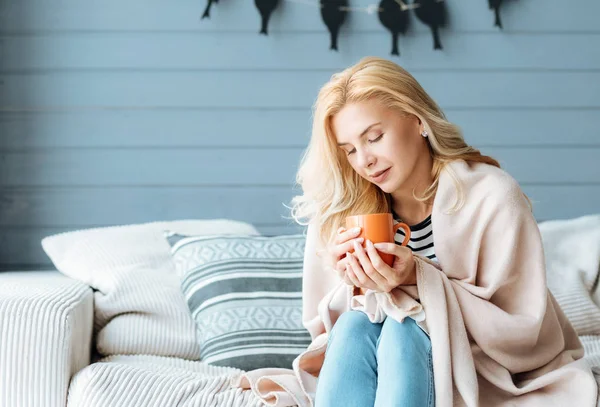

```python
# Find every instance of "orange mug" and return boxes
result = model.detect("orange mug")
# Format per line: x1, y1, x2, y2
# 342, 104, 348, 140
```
345, 212, 411, 267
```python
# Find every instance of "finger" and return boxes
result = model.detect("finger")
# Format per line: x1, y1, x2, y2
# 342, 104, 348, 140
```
370, 241, 413, 283
329, 228, 346, 259
345, 263, 360, 287
370, 242, 398, 253
334, 257, 350, 279
332, 237, 364, 260
346, 252, 377, 290
354, 240, 389, 288
365, 239, 396, 283
334, 226, 362, 245
352, 240, 385, 283
336, 255, 351, 270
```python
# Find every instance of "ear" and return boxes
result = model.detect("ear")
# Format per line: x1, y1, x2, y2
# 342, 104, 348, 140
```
416, 116, 423, 130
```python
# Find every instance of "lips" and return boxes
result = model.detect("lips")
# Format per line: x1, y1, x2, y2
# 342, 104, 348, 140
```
370, 167, 391, 182
371, 168, 389, 178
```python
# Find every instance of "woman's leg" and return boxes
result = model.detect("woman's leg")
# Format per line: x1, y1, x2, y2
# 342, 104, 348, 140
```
314, 311, 382, 407
374, 317, 435, 407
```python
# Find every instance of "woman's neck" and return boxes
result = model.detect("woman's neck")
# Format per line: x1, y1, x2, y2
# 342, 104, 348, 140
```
390, 161, 435, 226
391, 201, 433, 226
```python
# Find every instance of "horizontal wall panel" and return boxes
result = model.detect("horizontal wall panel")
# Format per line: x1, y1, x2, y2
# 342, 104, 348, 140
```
0, 148, 304, 187
0, 147, 597, 186
0, 186, 299, 227
3, 33, 600, 71
0, 222, 302, 267
2, 72, 600, 109
0, 184, 598, 228
525, 185, 600, 221
0, 0, 597, 33
1, 109, 599, 149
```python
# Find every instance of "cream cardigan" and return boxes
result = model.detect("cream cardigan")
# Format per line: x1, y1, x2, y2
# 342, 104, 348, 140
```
232, 159, 597, 406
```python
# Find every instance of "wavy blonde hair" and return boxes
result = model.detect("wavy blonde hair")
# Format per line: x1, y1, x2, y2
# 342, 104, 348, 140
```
289, 56, 528, 247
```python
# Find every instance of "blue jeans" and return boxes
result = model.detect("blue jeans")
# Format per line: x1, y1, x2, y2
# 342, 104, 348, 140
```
314, 311, 435, 407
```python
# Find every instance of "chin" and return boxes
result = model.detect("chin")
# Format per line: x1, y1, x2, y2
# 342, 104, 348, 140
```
381, 176, 404, 194
377, 181, 396, 194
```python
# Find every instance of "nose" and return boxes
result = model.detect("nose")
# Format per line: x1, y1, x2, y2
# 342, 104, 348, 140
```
355, 147, 376, 170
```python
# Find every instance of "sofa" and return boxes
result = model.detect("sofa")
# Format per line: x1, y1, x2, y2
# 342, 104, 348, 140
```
1, 215, 600, 407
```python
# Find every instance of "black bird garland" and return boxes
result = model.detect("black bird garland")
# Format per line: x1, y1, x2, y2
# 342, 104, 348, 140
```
378, 0, 410, 56
413, 0, 447, 50
488, 0, 504, 29
320, 0, 348, 51
255, 0, 280, 35
201, 0, 519, 53
201, 0, 218, 19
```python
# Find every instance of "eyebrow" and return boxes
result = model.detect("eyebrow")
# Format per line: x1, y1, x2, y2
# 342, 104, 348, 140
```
337, 122, 381, 146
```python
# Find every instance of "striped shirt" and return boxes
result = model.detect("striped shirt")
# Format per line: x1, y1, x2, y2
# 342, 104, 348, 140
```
393, 212, 438, 263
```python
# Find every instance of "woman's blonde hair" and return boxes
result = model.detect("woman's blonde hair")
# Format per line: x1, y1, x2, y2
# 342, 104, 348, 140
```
289, 56, 527, 247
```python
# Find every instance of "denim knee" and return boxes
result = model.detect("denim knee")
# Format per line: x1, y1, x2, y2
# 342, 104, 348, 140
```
329, 311, 381, 347
376, 317, 430, 361
375, 318, 434, 407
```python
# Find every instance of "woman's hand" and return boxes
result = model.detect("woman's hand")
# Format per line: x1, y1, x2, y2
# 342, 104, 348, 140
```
317, 226, 364, 283
346, 239, 417, 293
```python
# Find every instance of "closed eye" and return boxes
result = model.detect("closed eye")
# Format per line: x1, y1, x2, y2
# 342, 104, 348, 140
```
369, 134, 384, 143
345, 134, 383, 156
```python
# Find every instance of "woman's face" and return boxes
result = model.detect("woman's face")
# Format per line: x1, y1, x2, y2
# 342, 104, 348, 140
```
332, 100, 428, 194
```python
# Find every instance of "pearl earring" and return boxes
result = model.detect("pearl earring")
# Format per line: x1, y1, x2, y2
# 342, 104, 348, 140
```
421, 130, 429, 138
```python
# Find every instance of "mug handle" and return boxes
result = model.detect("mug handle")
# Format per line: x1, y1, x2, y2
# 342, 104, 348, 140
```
393, 222, 411, 246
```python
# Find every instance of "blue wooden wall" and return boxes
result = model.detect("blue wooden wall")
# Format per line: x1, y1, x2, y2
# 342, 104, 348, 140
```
0, 0, 599, 269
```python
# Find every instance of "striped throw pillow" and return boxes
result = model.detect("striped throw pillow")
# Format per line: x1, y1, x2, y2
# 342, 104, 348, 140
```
166, 232, 312, 371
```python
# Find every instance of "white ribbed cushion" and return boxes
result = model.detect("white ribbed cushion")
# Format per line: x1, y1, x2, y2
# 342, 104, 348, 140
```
581, 335, 600, 370
0, 271, 93, 407
578, 335, 600, 407
67, 355, 265, 407
41, 219, 260, 360
539, 214, 600, 335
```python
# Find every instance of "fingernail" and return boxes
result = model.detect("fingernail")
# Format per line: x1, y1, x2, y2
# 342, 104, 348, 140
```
366, 239, 373, 248
353, 240, 360, 251
356, 237, 364, 244
351, 227, 361, 234
373, 243, 385, 249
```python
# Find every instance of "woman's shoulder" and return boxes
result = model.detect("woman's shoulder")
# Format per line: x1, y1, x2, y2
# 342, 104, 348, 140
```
443, 159, 526, 208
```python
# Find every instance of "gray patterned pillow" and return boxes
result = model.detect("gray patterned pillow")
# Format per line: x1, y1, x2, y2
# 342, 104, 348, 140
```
165, 232, 312, 371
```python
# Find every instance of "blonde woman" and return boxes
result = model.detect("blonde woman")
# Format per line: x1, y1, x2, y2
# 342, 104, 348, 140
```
233, 57, 597, 407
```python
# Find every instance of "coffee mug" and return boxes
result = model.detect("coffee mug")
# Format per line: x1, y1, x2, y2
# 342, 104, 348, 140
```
345, 212, 411, 267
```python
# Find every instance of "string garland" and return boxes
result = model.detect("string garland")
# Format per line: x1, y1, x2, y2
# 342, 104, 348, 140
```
285, 0, 444, 13
201, 0, 510, 56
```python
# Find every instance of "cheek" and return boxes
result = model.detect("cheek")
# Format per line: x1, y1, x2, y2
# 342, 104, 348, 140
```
389, 138, 417, 161
347, 159, 366, 177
